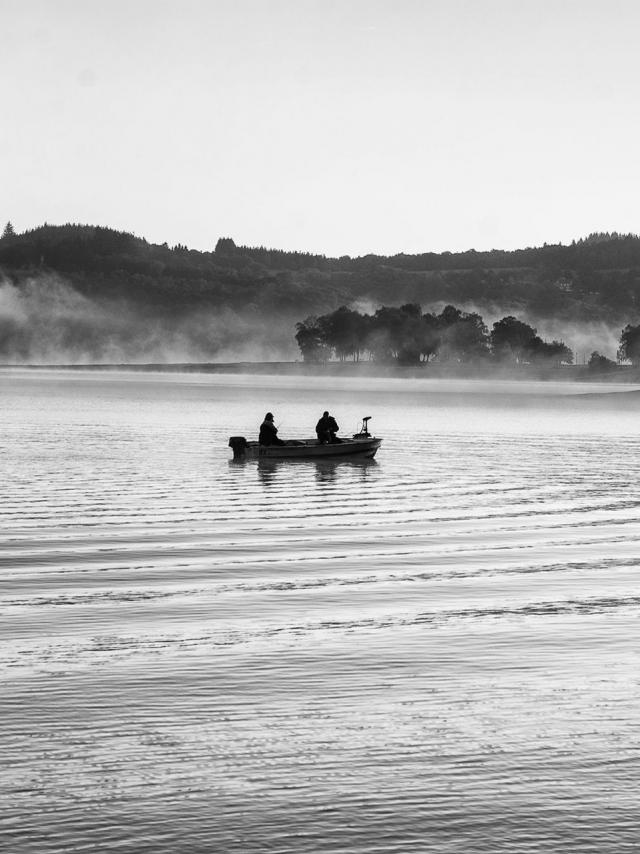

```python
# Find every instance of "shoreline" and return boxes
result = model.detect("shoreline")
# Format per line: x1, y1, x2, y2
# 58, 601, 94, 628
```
0, 361, 638, 383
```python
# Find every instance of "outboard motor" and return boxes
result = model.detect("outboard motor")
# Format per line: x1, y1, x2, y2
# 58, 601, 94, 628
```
228, 436, 248, 459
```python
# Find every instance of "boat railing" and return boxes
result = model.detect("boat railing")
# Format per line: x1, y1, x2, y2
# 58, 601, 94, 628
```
353, 415, 372, 438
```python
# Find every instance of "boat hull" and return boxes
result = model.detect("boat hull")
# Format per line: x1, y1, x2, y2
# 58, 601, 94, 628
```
233, 437, 382, 460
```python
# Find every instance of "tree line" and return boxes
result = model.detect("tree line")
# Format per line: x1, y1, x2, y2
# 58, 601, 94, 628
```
219, 232, 640, 274
5, 223, 640, 333
295, 304, 577, 366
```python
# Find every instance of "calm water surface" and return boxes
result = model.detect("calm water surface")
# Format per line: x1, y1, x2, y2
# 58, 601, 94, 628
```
2, 369, 640, 853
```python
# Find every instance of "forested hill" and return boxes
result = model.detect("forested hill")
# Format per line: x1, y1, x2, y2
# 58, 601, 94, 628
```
2, 222, 640, 362
2, 223, 640, 322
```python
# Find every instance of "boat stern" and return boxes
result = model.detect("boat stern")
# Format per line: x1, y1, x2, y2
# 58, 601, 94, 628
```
228, 436, 248, 459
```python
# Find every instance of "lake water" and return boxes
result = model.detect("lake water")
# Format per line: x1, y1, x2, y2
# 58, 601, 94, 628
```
2, 369, 640, 853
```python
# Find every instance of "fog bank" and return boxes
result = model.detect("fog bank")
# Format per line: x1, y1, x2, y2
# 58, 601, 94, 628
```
0, 275, 298, 364
0, 275, 628, 366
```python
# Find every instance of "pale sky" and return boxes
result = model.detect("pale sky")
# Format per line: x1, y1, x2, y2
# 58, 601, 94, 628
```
2, 0, 640, 256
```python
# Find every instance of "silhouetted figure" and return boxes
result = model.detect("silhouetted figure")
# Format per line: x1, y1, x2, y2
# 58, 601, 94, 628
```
316, 411, 340, 444
259, 412, 285, 446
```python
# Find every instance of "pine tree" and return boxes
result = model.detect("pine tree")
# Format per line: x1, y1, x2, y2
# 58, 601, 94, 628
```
2, 221, 15, 239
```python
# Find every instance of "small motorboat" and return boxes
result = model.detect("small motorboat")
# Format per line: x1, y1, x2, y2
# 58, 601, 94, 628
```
229, 416, 382, 460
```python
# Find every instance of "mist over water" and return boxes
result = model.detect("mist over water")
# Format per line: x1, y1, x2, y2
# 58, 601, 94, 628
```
448, 302, 623, 362
0, 275, 298, 363
0, 275, 628, 366
2, 370, 640, 852
530, 318, 621, 363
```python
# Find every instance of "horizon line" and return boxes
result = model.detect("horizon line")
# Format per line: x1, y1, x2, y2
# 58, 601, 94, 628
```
5, 220, 639, 261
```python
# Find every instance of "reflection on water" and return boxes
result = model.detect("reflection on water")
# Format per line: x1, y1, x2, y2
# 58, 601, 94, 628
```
314, 459, 340, 486
253, 456, 378, 489
2, 370, 640, 854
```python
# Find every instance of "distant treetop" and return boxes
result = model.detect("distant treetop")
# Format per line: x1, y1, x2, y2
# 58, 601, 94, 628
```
2, 221, 16, 239
215, 237, 237, 254
577, 231, 638, 245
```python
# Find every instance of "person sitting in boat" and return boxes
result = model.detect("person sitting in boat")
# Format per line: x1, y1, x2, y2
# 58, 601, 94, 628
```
259, 412, 285, 446
316, 411, 341, 444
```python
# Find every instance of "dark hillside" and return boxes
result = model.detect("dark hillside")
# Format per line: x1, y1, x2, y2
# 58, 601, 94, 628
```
3, 224, 640, 320
2, 224, 640, 362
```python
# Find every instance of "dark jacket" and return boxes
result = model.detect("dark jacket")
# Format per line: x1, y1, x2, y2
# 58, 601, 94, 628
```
259, 419, 279, 445
316, 414, 339, 440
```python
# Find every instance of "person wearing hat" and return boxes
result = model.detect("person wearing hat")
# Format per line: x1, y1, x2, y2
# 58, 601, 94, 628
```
315, 410, 340, 444
259, 412, 285, 446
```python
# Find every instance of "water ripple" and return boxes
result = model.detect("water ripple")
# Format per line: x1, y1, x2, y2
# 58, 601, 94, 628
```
2, 371, 640, 853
